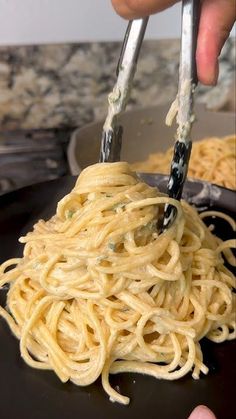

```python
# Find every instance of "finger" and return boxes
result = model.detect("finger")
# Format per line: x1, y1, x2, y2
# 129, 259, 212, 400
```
188, 405, 217, 419
196, 0, 236, 85
111, 0, 179, 19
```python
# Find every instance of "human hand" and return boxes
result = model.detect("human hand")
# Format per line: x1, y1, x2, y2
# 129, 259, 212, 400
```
188, 405, 217, 419
111, 0, 236, 86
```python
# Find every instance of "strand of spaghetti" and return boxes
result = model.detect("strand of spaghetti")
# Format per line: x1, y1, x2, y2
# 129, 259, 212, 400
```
110, 335, 196, 380
200, 211, 236, 230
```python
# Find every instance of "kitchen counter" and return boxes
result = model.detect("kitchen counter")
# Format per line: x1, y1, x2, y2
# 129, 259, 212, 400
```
0, 39, 235, 130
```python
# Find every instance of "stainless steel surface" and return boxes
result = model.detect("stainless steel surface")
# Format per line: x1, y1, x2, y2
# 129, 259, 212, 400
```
116, 18, 149, 78
68, 104, 235, 175
177, 0, 200, 139
100, 18, 148, 162
163, 0, 200, 228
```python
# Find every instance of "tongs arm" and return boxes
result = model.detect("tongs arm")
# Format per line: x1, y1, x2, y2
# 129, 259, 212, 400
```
100, 18, 148, 163
163, 0, 200, 229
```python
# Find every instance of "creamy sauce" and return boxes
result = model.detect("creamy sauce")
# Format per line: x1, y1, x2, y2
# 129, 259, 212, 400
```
165, 80, 196, 143
103, 65, 132, 132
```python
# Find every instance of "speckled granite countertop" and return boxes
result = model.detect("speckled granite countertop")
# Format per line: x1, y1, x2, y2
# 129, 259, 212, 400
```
0, 39, 235, 130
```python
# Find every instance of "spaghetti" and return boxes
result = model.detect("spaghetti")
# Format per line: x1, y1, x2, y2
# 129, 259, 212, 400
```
0, 162, 235, 405
132, 135, 236, 190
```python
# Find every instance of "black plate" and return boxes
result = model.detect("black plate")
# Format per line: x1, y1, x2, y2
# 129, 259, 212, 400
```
0, 175, 235, 419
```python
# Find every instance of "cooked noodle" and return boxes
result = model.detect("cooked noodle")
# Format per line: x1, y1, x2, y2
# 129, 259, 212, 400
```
132, 135, 236, 190
0, 162, 235, 405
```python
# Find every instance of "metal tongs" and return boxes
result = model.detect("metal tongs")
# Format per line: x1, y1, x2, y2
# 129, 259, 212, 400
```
100, 1, 200, 229
163, 0, 200, 228
100, 18, 148, 162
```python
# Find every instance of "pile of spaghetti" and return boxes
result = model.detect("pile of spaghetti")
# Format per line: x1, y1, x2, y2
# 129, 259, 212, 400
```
0, 162, 235, 405
132, 135, 236, 190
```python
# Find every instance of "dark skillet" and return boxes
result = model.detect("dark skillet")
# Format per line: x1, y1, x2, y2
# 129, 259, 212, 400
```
0, 174, 235, 419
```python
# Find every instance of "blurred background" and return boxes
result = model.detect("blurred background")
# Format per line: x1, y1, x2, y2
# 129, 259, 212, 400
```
0, 0, 182, 44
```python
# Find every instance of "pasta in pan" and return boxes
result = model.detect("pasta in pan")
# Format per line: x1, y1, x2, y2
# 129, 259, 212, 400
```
0, 162, 235, 404
132, 135, 236, 190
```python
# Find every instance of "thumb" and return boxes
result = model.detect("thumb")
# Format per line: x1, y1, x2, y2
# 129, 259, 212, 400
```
196, 0, 236, 85
111, 0, 179, 19
188, 405, 217, 419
